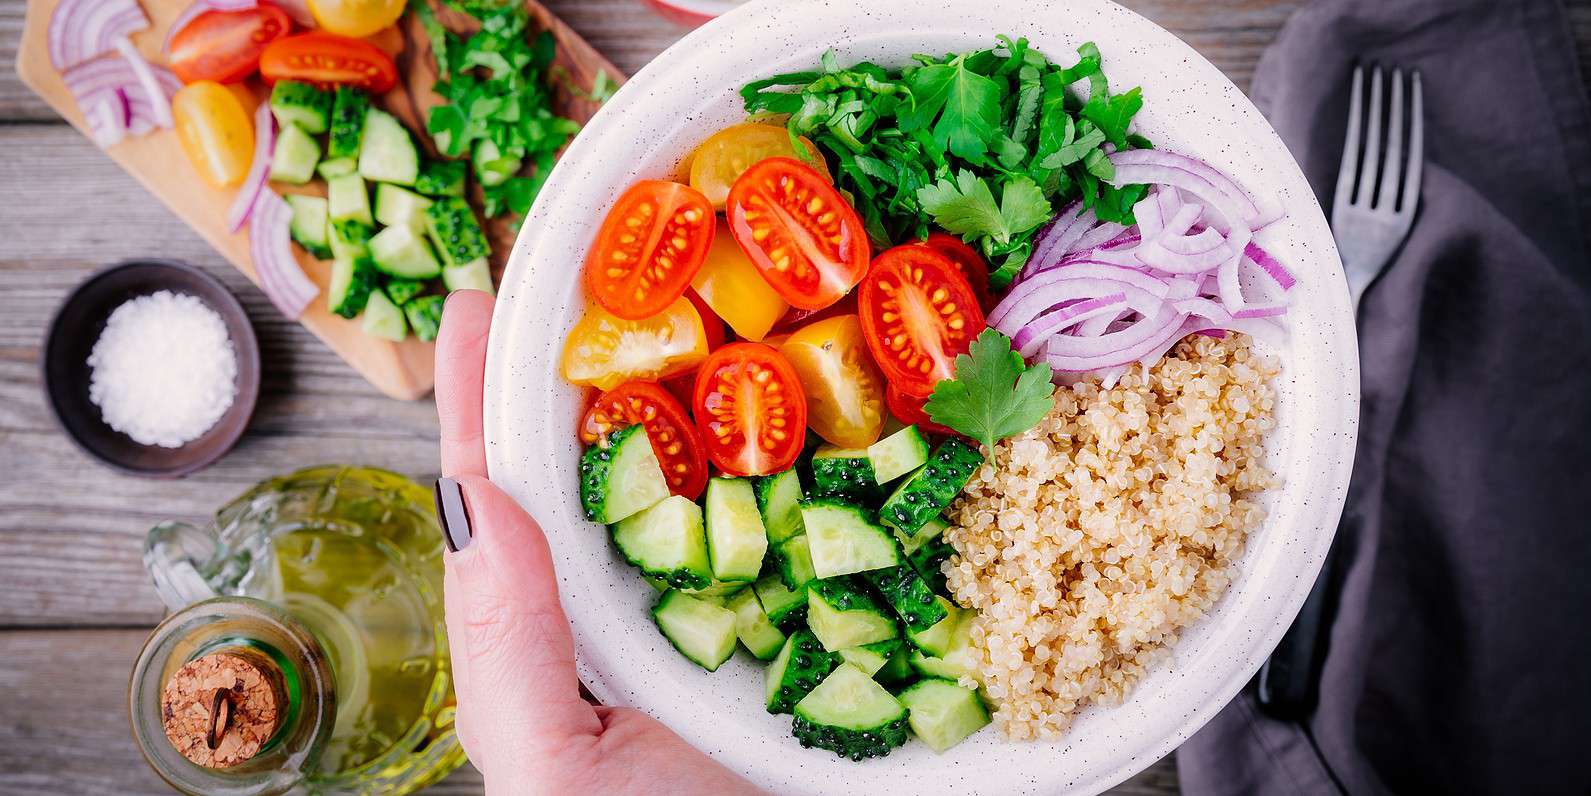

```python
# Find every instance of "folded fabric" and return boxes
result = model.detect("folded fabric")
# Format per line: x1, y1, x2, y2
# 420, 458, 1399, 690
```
1176, 0, 1591, 794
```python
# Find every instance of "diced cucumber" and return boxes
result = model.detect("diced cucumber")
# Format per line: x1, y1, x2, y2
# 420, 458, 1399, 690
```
727, 588, 786, 660
704, 477, 768, 582
774, 534, 816, 590
269, 123, 321, 184
374, 183, 434, 230
793, 663, 909, 760
414, 159, 467, 197
579, 424, 669, 525
679, 580, 749, 603
383, 278, 426, 307
269, 80, 331, 134
358, 107, 420, 186
472, 137, 522, 187
873, 641, 914, 684
807, 577, 897, 651
425, 197, 491, 267
753, 468, 805, 545
800, 498, 901, 579
836, 639, 902, 677
809, 446, 880, 502
905, 597, 966, 657
285, 194, 332, 259
868, 425, 930, 484
897, 514, 949, 556
327, 174, 373, 226
369, 224, 443, 279
327, 86, 369, 161
879, 438, 983, 537
908, 532, 956, 595
753, 573, 808, 628
653, 590, 737, 672
360, 289, 407, 341
765, 629, 836, 714
442, 257, 494, 295
329, 219, 372, 263
862, 564, 947, 631
909, 650, 974, 681
318, 157, 357, 179
611, 494, 711, 591
897, 678, 990, 753
327, 255, 376, 319
909, 613, 980, 684
404, 295, 445, 343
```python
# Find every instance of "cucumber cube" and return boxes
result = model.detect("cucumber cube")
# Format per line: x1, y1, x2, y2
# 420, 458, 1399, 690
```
653, 590, 737, 672
727, 588, 786, 660
369, 224, 443, 280
327, 174, 373, 226
753, 468, 805, 545
442, 257, 495, 295
704, 477, 768, 582
374, 183, 434, 230
360, 289, 407, 341
800, 498, 901, 579
867, 424, 930, 484
897, 678, 990, 752
269, 123, 321, 185
611, 494, 711, 591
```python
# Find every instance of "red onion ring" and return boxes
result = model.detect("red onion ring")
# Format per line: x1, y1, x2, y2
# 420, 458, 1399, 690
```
227, 102, 277, 232
49, 0, 149, 70
248, 190, 318, 318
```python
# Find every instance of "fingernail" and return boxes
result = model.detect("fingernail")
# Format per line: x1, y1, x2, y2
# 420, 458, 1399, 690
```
434, 477, 473, 552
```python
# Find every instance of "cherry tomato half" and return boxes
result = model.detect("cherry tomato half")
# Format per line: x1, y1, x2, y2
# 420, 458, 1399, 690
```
692, 343, 808, 476
885, 382, 956, 436
169, 6, 293, 84
560, 297, 709, 391
306, 0, 407, 38
689, 123, 829, 209
727, 157, 870, 311
858, 244, 987, 397
779, 315, 886, 448
259, 31, 398, 92
921, 232, 993, 313
585, 180, 715, 321
171, 81, 255, 188
580, 381, 709, 500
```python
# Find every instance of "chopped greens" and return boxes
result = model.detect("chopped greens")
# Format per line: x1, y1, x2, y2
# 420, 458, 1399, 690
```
924, 329, 1055, 452
741, 36, 1148, 288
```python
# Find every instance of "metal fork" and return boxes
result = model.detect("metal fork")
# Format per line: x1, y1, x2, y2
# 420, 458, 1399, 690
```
1256, 64, 1424, 719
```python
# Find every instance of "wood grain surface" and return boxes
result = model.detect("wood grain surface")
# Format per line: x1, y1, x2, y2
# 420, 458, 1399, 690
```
4, 0, 1589, 793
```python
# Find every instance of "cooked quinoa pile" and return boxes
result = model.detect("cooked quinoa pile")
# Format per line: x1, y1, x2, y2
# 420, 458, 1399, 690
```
943, 333, 1281, 740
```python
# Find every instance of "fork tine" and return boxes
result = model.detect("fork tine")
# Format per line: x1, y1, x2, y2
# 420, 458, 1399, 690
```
1353, 65, 1384, 206
1333, 65, 1364, 214
1376, 68, 1405, 211
1400, 71, 1424, 215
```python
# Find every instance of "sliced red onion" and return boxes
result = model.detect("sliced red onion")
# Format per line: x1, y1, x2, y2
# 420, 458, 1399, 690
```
991, 264, 1170, 331
84, 92, 129, 148
1028, 201, 1091, 270
269, 0, 316, 26
1068, 221, 1127, 256
49, 0, 149, 70
1245, 241, 1296, 291
1134, 193, 1164, 241
1111, 149, 1280, 228
163, 0, 259, 55
249, 190, 318, 318
227, 102, 277, 232
112, 37, 172, 129
1044, 309, 1188, 372
1171, 297, 1286, 344
1015, 293, 1128, 358
63, 54, 179, 140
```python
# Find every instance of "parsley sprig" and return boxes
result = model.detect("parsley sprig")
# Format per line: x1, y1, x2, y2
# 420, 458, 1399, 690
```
924, 329, 1055, 451
741, 37, 1149, 288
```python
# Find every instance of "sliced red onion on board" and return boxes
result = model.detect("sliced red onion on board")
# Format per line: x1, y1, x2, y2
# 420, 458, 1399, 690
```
112, 37, 172, 129
248, 191, 318, 319
227, 102, 277, 232
62, 53, 180, 145
48, 0, 149, 70
84, 91, 130, 148
163, 0, 260, 55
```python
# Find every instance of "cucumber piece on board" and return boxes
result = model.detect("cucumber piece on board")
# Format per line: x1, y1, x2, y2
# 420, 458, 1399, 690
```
358, 107, 420, 186
360, 289, 407, 341
425, 197, 490, 267
414, 159, 467, 197
327, 173, 373, 226
897, 678, 990, 753
326, 255, 376, 319
611, 494, 711, 591
867, 424, 930, 484
800, 498, 901, 579
327, 86, 369, 161
269, 123, 321, 185
753, 468, 805, 545
878, 438, 983, 537
328, 219, 372, 263
318, 157, 357, 179
578, 424, 669, 525
383, 278, 426, 307
653, 590, 737, 672
792, 663, 909, 761
368, 224, 443, 280
442, 257, 494, 295
269, 80, 331, 134
704, 477, 769, 582
285, 194, 331, 259
404, 295, 445, 342
374, 183, 434, 230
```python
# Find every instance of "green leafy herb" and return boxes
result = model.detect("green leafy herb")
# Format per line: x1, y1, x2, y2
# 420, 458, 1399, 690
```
919, 171, 1049, 245
924, 329, 1056, 451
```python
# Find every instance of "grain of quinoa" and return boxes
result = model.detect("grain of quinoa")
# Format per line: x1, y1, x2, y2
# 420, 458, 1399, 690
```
943, 333, 1280, 740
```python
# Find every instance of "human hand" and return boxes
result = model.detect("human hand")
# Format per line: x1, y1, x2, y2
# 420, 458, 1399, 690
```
433, 290, 761, 796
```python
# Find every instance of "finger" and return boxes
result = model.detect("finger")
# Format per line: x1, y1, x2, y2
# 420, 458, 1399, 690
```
435, 290, 495, 479
444, 475, 603, 754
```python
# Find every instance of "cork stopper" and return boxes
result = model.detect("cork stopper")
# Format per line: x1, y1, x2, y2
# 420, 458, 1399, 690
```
160, 651, 286, 768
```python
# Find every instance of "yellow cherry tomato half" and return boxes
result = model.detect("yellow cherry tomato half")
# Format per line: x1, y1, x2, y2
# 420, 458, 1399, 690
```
306, 0, 407, 39
690, 218, 789, 341
171, 80, 255, 189
561, 296, 709, 391
688, 122, 830, 209
779, 314, 887, 448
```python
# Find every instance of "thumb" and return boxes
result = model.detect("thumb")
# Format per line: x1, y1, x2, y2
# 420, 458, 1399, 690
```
438, 474, 602, 770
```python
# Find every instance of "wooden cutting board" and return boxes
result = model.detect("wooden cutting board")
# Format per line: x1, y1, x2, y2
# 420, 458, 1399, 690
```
16, 1, 623, 400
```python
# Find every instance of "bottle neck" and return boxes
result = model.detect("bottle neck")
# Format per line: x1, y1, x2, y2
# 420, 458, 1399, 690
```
129, 598, 337, 796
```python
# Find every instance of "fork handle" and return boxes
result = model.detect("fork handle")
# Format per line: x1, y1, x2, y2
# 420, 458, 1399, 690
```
1255, 519, 1349, 719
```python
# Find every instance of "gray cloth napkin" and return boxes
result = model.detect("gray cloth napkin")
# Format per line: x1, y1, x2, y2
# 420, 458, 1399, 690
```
1175, 0, 1591, 794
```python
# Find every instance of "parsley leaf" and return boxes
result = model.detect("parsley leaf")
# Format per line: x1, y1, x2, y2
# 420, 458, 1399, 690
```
924, 329, 1056, 451
918, 171, 1050, 245
901, 56, 1002, 160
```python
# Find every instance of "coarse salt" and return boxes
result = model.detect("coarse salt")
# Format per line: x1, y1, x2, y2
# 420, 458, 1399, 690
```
87, 290, 238, 448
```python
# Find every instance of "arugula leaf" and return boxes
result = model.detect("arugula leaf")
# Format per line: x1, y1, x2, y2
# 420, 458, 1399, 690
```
924, 329, 1055, 451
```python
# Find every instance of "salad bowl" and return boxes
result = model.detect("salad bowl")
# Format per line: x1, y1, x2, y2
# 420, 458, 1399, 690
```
483, 0, 1358, 793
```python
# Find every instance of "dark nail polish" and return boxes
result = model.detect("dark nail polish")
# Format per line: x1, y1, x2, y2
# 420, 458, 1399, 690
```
434, 477, 473, 552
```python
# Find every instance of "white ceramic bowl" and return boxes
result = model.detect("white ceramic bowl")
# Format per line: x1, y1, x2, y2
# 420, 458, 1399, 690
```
484, 1, 1359, 793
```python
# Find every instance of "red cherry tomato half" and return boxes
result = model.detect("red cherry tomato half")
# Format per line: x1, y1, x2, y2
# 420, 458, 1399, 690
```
259, 31, 399, 92
580, 381, 709, 500
169, 6, 294, 84
885, 382, 956, 436
584, 180, 716, 320
858, 244, 987, 397
726, 157, 871, 311
921, 232, 993, 313
661, 289, 725, 406
692, 342, 808, 476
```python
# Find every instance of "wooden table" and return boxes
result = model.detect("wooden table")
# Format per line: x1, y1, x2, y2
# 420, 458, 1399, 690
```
3, 2, 1587, 793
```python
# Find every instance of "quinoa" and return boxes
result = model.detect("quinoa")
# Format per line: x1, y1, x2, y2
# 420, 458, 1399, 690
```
943, 333, 1281, 740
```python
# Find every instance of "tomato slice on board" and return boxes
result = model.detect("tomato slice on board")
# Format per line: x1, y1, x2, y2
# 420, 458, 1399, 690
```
692, 343, 808, 476
580, 381, 709, 500
561, 297, 709, 391
584, 180, 716, 321
259, 31, 398, 92
885, 382, 956, 436
726, 157, 870, 311
858, 244, 987, 397
171, 81, 255, 188
169, 6, 293, 84
921, 232, 993, 313
779, 315, 887, 448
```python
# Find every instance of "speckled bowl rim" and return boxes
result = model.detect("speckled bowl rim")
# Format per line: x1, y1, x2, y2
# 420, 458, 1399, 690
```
483, 1, 1359, 793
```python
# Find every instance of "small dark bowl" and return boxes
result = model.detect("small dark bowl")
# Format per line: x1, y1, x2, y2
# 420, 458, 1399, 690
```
42, 260, 261, 478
